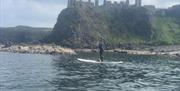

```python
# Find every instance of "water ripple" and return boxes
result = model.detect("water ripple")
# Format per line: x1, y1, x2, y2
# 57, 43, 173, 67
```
0, 52, 180, 91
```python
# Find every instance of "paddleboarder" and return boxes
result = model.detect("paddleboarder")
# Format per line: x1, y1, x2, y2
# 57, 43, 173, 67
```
98, 39, 104, 62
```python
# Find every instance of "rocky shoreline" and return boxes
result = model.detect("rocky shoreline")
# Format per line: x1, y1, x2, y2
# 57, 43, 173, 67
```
0, 44, 76, 55
75, 45, 180, 57
0, 44, 180, 57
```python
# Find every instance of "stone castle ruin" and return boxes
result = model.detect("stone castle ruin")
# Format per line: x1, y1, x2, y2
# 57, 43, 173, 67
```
67, 0, 142, 8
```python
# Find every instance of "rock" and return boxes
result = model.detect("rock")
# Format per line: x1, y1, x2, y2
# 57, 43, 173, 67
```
114, 49, 128, 54
0, 44, 76, 55
0, 45, 3, 48
75, 49, 92, 53
176, 53, 180, 57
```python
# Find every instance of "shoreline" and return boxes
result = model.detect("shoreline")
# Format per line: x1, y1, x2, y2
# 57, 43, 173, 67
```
75, 45, 180, 57
0, 44, 180, 57
0, 44, 76, 55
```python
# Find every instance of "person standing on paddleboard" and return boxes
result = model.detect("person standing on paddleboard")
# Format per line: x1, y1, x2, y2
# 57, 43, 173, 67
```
98, 39, 104, 62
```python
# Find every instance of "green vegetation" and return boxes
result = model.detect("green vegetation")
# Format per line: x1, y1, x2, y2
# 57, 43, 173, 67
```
0, 26, 51, 44
151, 16, 180, 45
46, 4, 180, 48
49, 6, 154, 48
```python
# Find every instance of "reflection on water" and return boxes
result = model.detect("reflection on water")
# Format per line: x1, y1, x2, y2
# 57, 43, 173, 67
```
0, 52, 180, 91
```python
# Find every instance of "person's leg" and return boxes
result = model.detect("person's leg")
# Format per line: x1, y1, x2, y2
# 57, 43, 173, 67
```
99, 51, 101, 62
100, 50, 103, 62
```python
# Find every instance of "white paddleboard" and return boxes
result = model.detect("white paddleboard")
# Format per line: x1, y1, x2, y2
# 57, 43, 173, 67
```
77, 58, 123, 64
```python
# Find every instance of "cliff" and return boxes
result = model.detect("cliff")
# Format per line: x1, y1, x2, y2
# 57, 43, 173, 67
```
151, 5, 180, 45
47, 5, 180, 48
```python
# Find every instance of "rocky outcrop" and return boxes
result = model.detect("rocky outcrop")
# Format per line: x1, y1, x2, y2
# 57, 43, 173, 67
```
0, 44, 76, 55
47, 4, 180, 48
113, 49, 180, 57
49, 6, 153, 48
1, 44, 180, 57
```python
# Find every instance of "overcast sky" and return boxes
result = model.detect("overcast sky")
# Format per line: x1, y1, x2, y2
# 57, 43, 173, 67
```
0, 0, 180, 27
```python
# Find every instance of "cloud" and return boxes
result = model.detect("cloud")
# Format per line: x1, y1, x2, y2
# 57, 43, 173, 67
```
107, 0, 180, 8
142, 0, 180, 8
0, 0, 180, 27
0, 0, 66, 27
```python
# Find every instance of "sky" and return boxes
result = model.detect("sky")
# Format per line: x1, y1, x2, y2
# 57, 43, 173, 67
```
0, 0, 180, 27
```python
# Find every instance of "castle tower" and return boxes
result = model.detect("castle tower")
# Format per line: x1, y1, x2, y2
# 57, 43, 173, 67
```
95, 0, 99, 7
68, 0, 76, 8
88, 0, 91, 3
103, 0, 107, 6
68, 0, 70, 7
135, 0, 141, 7
126, 0, 129, 6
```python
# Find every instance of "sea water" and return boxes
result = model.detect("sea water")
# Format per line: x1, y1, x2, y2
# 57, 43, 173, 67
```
0, 52, 180, 91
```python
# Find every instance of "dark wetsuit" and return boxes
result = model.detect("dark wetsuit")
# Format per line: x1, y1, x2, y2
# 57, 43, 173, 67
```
98, 42, 104, 62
